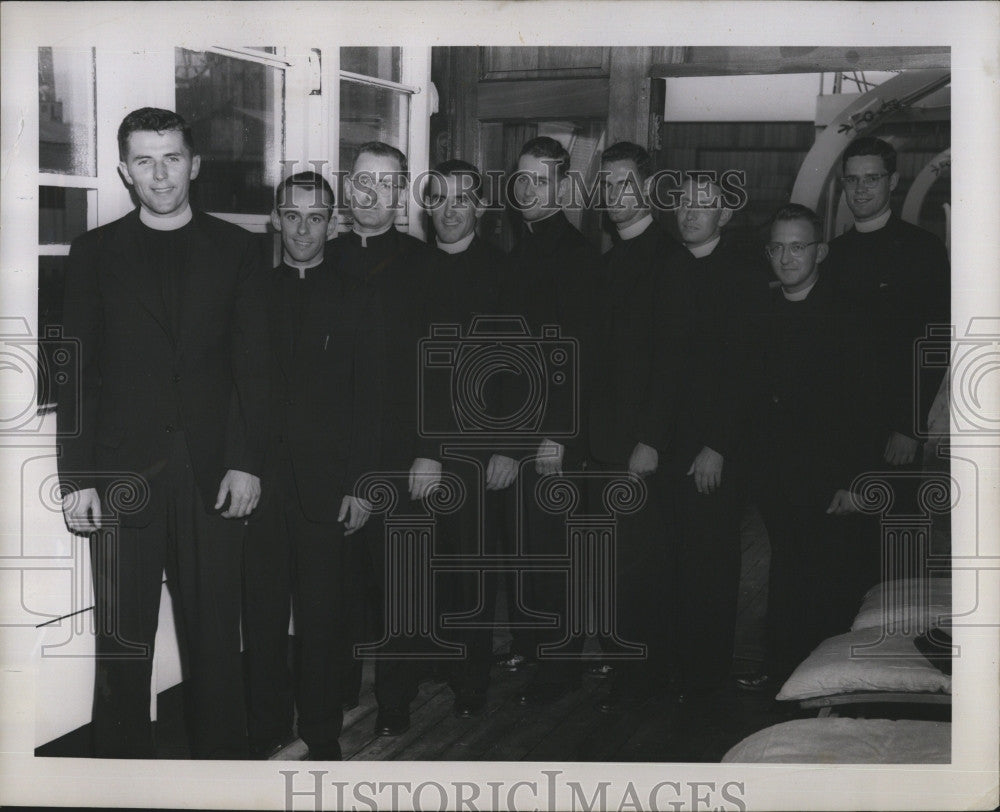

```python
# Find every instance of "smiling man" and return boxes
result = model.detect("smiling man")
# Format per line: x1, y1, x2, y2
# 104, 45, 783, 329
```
242, 171, 375, 761
825, 137, 950, 469
57, 108, 270, 759
744, 203, 883, 692
421, 160, 517, 718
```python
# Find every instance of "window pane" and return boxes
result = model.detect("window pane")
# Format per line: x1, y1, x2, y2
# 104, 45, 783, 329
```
175, 48, 285, 215
37, 256, 68, 411
38, 47, 96, 176
341, 47, 401, 82
339, 80, 409, 174
39, 186, 89, 244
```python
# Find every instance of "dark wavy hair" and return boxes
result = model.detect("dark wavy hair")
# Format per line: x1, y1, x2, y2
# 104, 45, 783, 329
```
117, 107, 195, 160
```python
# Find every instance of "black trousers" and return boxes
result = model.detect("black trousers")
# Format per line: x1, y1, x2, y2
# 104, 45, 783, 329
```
434, 454, 513, 696
758, 496, 880, 677
89, 432, 246, 759
665, 463, 747, 692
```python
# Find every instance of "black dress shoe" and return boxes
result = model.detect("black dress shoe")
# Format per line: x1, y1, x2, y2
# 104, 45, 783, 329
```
496, 652, 535, 672
734, 673, 772, 693
453, 691, 488, 718
374, 707, 411, 736
517, 681, 576, 706
306, 742, 343, 761
249, 733, 297, 760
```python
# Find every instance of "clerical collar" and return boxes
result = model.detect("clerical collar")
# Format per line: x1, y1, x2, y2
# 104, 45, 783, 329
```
854, 208, 892, 234
284, 253, 325, 279
685, 234, 721, 259
782, 276, 819, 302
352, 221, 394, 247
140, 205, 193, 231
525, 210, 561, 234
436, 232, 475, 255
617, 213, 653, 241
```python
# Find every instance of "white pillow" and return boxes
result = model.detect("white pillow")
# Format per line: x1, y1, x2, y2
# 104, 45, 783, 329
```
776, 627, 952, 701
722, 718, 951, 763
852, 577, 951, 632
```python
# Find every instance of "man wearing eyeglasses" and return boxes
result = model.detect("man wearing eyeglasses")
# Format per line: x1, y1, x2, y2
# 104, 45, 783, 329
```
741, 204, 883, 692
826, 137, 950, 472
337, 141, 436, 737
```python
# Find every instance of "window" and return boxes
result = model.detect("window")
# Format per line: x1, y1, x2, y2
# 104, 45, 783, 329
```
175, 48, 286, 217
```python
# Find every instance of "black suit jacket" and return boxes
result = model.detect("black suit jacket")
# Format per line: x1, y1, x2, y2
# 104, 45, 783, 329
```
503, 212, 600, 463
588, 220, 684, 466
336, 228, 432, 470
264, 253, 378, 521
56, 209, 270, 520
660, 236, 770, 474
421, 237, 508, 458
825, 215, 950, 438
756, 271, 884, 508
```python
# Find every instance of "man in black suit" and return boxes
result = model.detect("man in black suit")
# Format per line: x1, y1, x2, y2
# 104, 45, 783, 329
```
586, 142, 685, 711
420, 159, 516, 718
748, 204, 883, 687
243, 172, 373, 761
507, 137, 601, 706
337, 142, 436, 737
825, 137, 950, 470
57, 108, 269, 759
663, 175, 769, 701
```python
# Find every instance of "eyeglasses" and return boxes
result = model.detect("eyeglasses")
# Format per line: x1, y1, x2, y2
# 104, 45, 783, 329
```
764, 241, 819, 259
840, 172, 890, 189
352, 173, 403, 194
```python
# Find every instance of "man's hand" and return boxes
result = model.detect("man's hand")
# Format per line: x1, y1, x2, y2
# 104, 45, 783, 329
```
826, 489, 859, 515
215, 469, 261, 518
485, 454, 518, 490
409, 457, 443, 500
338, 495, 373, 535
62, 487, 102, 534
535, 439, 564, 476
686, 446, 724, 495
884, 431, 920, 466
627, 442, 659, 477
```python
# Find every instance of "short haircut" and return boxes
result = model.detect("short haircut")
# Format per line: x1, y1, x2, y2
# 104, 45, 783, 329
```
601, 141, 652, 181
519, 136, 570, 181
118, 107, 195, 161
771, 203, 823, 242
842, 136, 897, 175
353, 141, 408, 174
430, 158, 484, 199
275, 171, 335, 210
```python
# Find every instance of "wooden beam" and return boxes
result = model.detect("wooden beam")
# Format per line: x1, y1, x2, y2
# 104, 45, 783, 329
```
650, 46, 950, 77
477, 78, 609, 120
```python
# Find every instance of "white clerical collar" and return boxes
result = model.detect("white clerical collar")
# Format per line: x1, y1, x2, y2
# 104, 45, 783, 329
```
284, 253, 325, 279
525, 210, 560, 233
140, 204, 193, 231
353, 221, 394, 247
436, 232, 475, 255
617, 213, 653, 241
782, 276, 819, 302
854, 208, 892, 234
685, 234, 721, 259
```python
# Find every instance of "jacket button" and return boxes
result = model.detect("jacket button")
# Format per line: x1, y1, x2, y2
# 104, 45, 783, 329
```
165, 424, 175, 433
772, 395, 780, 404
173, 374, 181, 383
